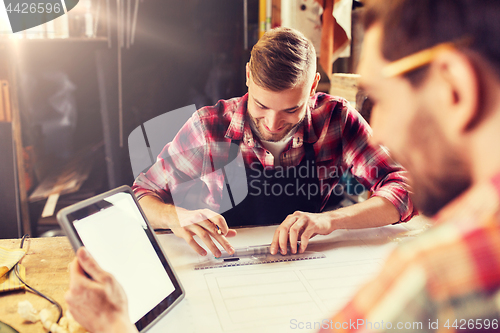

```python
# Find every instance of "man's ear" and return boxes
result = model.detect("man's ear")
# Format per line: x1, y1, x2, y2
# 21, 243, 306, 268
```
310, 72, 321, 96
432, 51, 480, 135
246, 63, 250, 87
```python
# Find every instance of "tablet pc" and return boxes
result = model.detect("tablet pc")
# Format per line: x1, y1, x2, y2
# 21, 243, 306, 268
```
57, 185, 184, 332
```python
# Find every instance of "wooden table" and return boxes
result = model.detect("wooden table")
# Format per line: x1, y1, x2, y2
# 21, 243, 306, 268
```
0, 237, 74, 333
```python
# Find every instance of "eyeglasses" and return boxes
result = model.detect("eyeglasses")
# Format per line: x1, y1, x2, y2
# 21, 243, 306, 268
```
381, 38, 472, 78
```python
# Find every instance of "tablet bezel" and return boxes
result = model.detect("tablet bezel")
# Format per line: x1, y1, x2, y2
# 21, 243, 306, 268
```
57, 185, 185, 332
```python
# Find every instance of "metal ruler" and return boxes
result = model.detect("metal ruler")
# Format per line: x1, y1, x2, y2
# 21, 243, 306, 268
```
194, 251, 326, 270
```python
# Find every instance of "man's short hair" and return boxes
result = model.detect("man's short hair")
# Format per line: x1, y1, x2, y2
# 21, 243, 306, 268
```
249, 27, 316, 91
363, 0, 500, 85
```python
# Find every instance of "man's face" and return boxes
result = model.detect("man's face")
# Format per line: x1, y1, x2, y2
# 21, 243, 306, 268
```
246, 66, 318, 142
358, 25, 471, 216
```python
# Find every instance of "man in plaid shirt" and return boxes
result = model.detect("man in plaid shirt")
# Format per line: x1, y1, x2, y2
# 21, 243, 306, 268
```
132, 27, 414, 258
319, 0, 500, 331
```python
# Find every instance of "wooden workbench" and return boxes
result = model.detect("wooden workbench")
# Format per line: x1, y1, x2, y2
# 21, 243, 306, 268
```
0, 237, 74, 333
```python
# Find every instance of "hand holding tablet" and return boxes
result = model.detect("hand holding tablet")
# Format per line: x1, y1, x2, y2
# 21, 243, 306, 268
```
66, 247, 138, 333
57, 186, 185, 332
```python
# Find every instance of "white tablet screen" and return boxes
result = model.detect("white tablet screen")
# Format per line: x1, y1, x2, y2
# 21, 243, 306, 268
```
73, 192, 175, 324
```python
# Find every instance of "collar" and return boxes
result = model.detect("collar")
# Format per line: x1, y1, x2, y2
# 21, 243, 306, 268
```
224, 94, 248, 142
303, 95, 319, 144
224, 93, 319, 149
286, 95, 320, 149
432, 171, 500, 227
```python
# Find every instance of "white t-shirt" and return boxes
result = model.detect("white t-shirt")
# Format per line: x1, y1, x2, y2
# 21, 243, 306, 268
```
261, 139, 291, 167
249, 118, 297, 167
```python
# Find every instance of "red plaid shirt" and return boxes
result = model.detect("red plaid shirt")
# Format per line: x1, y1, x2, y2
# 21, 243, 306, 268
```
320, 173, 500, 332
132, 93, 414, 221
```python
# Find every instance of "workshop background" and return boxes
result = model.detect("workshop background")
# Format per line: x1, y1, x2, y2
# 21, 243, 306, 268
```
0, 0, 365, 238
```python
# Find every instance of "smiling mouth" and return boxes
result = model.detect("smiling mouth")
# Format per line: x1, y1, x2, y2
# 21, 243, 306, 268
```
264, 125, 284, 134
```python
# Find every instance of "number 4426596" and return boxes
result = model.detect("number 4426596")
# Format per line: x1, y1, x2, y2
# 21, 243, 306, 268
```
444, 319, 498, 330
5, 2, 62, 14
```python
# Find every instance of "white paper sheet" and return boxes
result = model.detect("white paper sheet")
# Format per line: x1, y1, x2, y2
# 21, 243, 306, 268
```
149, 223, 422, 333
204, 259, 384, 332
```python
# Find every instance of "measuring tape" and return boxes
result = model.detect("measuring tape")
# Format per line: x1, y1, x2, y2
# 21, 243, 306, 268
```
195, 251, 326, 270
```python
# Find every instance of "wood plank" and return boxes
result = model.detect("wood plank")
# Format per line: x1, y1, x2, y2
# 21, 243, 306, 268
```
6, 48, 32, 236
0, 80, 5, 122
2, 81, 12, 122
329, 73, 360, 105
0, 123, 20, 239
0, 237, 74, 333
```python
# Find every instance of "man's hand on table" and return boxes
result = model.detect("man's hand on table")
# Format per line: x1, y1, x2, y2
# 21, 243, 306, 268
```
270, 197, 403, 255
138, 196, 237, 257
65, 247, 138, 333
270, 211, 335, 255
168, 207, 237, 257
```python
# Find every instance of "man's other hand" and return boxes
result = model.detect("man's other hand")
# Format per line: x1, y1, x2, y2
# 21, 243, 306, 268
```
65, 247, 138, 333
270, 211, 335, 255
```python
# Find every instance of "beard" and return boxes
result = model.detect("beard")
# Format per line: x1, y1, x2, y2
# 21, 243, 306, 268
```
400, 108, 472, 217
247, 113, 305, 142
408, 161, 471, 217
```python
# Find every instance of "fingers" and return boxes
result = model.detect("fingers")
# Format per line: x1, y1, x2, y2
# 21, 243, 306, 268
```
69, 257, 83, 279
298, 230, 318, 253
66, 250, 133, 333
289, 218, 307, 254
179, 223, 233, 257
270, 218, 291, 255
68, 257, 88, 292
182, 233, 208, 256
67, 254, 99, 309
271, 213, 300, 255
209, 233, 235, 256
278, 222, 291, 255
189, 224, 222, 257
298, 231, 312, 254
201, 209, 230, 236
75, 247, 109, 283
174, 209, 236, 257
270, 228, 280, 255
271, 212, 319, 255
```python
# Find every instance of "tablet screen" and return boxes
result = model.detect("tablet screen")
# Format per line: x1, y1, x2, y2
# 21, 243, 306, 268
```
58, 187, 184, 331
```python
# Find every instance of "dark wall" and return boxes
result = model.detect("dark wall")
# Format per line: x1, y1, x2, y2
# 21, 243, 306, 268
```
120, 0, 252, 185
123, 0, 248, 134
17, 0, 255, 189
